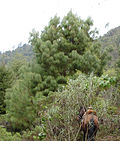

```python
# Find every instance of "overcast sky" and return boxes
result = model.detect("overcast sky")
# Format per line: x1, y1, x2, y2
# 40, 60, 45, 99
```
0, 0, 120, 52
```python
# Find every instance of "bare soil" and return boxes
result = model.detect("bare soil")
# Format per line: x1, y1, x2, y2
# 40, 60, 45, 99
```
97, 136, 120, 141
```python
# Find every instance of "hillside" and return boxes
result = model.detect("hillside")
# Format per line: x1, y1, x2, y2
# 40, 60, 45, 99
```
0, 44, 34, 65
99, 26, 120, 67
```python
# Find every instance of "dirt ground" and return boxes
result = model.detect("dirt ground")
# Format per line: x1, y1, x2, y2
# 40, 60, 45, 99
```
97, 136, 120, 141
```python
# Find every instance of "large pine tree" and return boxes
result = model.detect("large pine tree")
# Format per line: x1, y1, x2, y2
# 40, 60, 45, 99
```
29, 11, 108, 96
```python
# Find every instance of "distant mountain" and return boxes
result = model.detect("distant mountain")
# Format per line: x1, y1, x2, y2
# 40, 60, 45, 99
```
0, 44, 34, 65
99, 26, 120, 67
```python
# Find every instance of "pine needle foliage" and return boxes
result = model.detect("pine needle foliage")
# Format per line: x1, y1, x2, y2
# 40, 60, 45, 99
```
29, 11, 108, 96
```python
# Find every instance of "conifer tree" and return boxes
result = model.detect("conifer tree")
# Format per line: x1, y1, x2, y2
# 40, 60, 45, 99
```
5, 69, 41, 130
29, 11, 107, 96
0, 65, 12, 114
8, 53, 27, 80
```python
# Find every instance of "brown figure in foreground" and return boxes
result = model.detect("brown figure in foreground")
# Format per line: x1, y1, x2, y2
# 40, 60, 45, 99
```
78, 106, 99, 141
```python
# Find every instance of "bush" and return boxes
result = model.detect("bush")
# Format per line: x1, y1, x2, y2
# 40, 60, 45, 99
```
44, 73, 119, 140
22, 125, 46, 141
0, 127, 22, 141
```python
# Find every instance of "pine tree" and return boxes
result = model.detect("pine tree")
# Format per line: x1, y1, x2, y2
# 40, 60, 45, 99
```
8, 53, 27, 80
5, 70, 41, 130
29, 11, 108, 96
0, 65, 13, 114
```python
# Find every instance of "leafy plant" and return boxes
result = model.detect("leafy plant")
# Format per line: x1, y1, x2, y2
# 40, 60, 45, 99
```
0, 127, 21, 141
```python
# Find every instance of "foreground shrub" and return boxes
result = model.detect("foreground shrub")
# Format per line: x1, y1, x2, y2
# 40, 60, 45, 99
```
45, 73, 119, 141
0, 127, 21, 141
22, 125, 46, 141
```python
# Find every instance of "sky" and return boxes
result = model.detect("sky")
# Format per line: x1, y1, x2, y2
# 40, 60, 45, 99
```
0, 0, 120, 52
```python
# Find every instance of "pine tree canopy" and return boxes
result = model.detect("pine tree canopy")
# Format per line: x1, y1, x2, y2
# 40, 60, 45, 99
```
29, 11, 108, 96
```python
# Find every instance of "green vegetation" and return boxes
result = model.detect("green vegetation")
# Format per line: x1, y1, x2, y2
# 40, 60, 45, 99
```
45, 73, 119, 140
0, 65, 13, 114
29, 11, 108, 96
0, 11, 120, 140
99, 26, 120, 68
0, 127, 21, 141
0, 44, 33, 65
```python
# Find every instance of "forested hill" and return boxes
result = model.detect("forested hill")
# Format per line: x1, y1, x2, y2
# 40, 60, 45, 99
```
0, 44, 34, 65
99, 26, 120, 67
